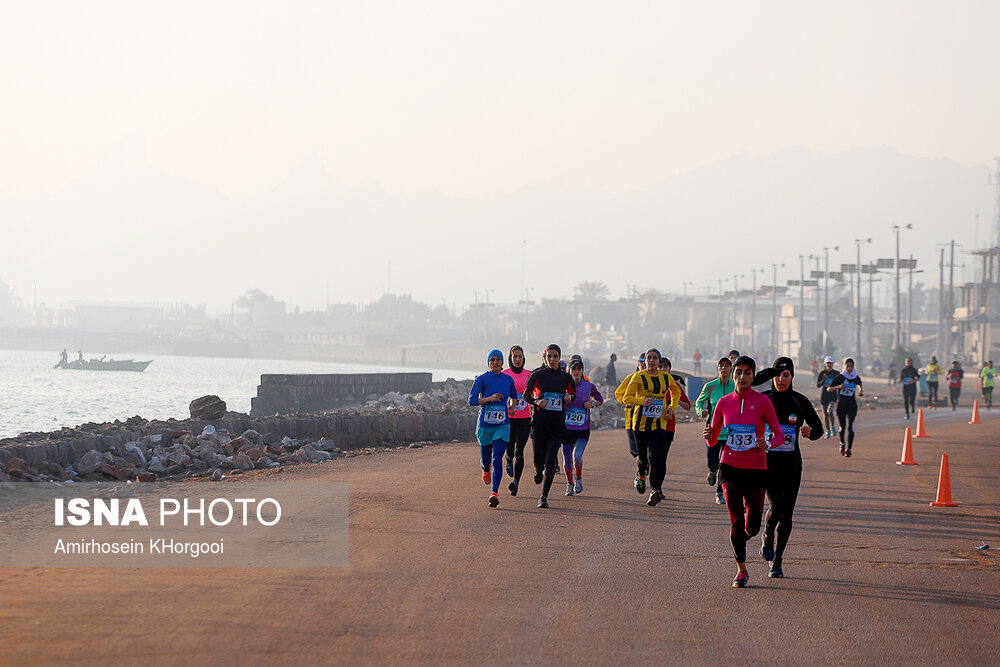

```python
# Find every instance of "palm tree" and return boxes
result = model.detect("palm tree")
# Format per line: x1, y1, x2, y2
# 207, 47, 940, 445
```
574, 281, 610, 302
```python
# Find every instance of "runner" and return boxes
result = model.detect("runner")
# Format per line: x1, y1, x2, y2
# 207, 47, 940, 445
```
728, 350, 740, 366
755, 357, 823, 578
899, 357, 919, 420
925, 356, 943, 409
946, 360, 964, 410
621, 348, 681, 506
703, 356, 784, 588
980, 360, 995, 409
615, 353, 646, 462
467, 349, 518, 507
816, 356, 839, 438
524, 344, 576, 508
825, 358, 864, 457
562, 358, 604, 496
502, 345, 532, 496
695, 357, 734, 505
809, 358, 819, 376
693, 349, 703, 375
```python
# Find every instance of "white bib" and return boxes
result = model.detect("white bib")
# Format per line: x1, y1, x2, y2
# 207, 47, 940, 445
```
542, 392, 563, 411
482, 408, 506, 425
726, 424, 757, 451
565, 408, 587, 427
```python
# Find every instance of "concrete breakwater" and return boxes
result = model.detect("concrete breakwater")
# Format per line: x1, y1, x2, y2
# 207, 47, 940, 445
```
250, 372, 434, 417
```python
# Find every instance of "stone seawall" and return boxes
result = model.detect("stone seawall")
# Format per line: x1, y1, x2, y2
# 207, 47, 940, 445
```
250, 372, 434, 417
0, 411, 477, 469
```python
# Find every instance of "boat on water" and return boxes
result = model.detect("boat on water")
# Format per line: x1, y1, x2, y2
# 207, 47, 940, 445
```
54, 351, 152, 372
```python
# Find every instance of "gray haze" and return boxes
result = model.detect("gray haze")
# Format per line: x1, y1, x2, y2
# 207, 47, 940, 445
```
2, 1, 998, 311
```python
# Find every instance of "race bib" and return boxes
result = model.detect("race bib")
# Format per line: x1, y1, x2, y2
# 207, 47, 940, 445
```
642, 398, 663, 418
840, 382, 856, 397
928, 374, 937, 382
764, 424, 797, 452
726, 424, 757, 451
483, 408, 507, 425
542, 392, 563, 411
514, 393, 527, 412
824, 378, 833, 386
565, 408, 587, 427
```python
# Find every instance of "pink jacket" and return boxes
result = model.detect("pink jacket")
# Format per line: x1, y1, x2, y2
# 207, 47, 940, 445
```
503, 368, 531, 419
706, 388, 784, 470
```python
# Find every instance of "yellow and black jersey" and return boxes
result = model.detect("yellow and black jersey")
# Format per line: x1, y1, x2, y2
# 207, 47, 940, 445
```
622, 370, 681, 432
615, 372, 637, 429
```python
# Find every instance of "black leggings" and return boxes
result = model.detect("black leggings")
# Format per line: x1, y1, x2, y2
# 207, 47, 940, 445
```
984, 386, 994, 408
837, 401, 858, 449
720, 463, 766, 563
532, 429, 563, 498
635, 429, 673, 492
626, 429, 638, 458
949, 386, 961, 409
764, 465, 802, 563
902, 385, 916, 417
505, 418, 531, 483
706, 439, 723, 492
927, 382, 939, 407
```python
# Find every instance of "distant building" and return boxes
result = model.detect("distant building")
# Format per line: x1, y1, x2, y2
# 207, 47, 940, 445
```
58, 301, 165, 332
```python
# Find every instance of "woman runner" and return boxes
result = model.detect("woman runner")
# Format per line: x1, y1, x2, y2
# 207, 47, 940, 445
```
562, 358, 604, 496
980, 360, 995, 408
621, 348, 681, 506
899, 357, 919, 419
695, 357, 735, 505
755, 358, 823, 578
816, 356, 839, 438
502, 345, 532, 496
704, 355, 784, 587
825, 357, 864, 457
467, 349, 518, 507
524, 344, 576, 508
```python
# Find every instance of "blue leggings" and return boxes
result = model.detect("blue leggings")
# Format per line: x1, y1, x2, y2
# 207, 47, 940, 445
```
561, 434, 589, 482
480, 439, 507, 493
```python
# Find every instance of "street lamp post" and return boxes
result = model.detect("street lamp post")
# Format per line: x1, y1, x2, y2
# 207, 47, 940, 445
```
823, 246, 839, 355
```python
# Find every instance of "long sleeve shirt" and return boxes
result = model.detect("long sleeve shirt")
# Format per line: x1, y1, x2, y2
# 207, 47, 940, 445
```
468, 371, 518, 429
707, 389, 784, 470
694, 376, 735, 439
621, 370, 681, 432
524, 366, 576, 433
564, 379, 603, 431
761, 386, 824, 471
502, 367, 532, 419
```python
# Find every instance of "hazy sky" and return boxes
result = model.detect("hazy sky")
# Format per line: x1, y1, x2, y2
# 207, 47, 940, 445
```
1, 1, 998, 311
3, 0, 998, 198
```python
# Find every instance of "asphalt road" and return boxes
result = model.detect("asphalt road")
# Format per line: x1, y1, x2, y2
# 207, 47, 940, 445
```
1, 403, 997, 665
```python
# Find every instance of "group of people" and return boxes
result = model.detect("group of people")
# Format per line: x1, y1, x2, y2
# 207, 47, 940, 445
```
469, 344, 850, 588
896, 356, 995, 414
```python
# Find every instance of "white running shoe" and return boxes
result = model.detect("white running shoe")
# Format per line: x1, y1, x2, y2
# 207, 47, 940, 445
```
565, 483, 575, 496
574, 478, 583, 494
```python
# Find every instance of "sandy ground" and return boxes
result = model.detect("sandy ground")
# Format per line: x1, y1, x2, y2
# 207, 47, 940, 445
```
1, 403, 998, 665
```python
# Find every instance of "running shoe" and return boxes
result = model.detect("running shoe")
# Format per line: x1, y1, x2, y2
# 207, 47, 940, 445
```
533, 468, 543, 485
839, 444, 846, 456
732, 571, 749, 588
565, 483, 575, 497
760, 536, 775, 562
845, 449, 852, 458
824, 431, 831, 439
537, 496, 548, 508
482, 469, 490, 485
508, 480, 518, 496
768, 561, 784, 578
634, 475, 646, 494
506, 463, 514, 477
715, 491, 725, 505
488, 493, 499, 508
647, 490, 663, 507
574, 478, 583, 494
707, 470, 717, 487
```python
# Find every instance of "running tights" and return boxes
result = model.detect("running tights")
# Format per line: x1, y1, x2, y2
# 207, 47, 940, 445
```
902, 385, 916, 417
764, 466, 802, 563
626, 429, 638, 458
505, 418, 531, 484
720, 463, 766, 564
837, 401, 858, 449
635, 429, 673, 492
984, 386, 994, 408
949, 386, 961, 409
479, 438, 506, 494
562, 434, 589, 483
533, 431, 563, 498
706, 439, 723, 493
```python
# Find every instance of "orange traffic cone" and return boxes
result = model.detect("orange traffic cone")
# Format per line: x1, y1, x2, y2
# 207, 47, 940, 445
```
929, 452, 958, 507
969, 400, 983, 424
896, 427, 918, 465
914, 408, 928, 437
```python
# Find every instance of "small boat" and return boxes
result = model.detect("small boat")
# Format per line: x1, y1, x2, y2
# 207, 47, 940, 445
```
54, 353, 152, 372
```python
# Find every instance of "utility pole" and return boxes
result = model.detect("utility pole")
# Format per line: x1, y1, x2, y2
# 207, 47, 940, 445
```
770, 263, 781, 357
799, 255, 805, 356
945, 240, 955, 359
937, 250, 944, 357
750, 269, 758, 351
